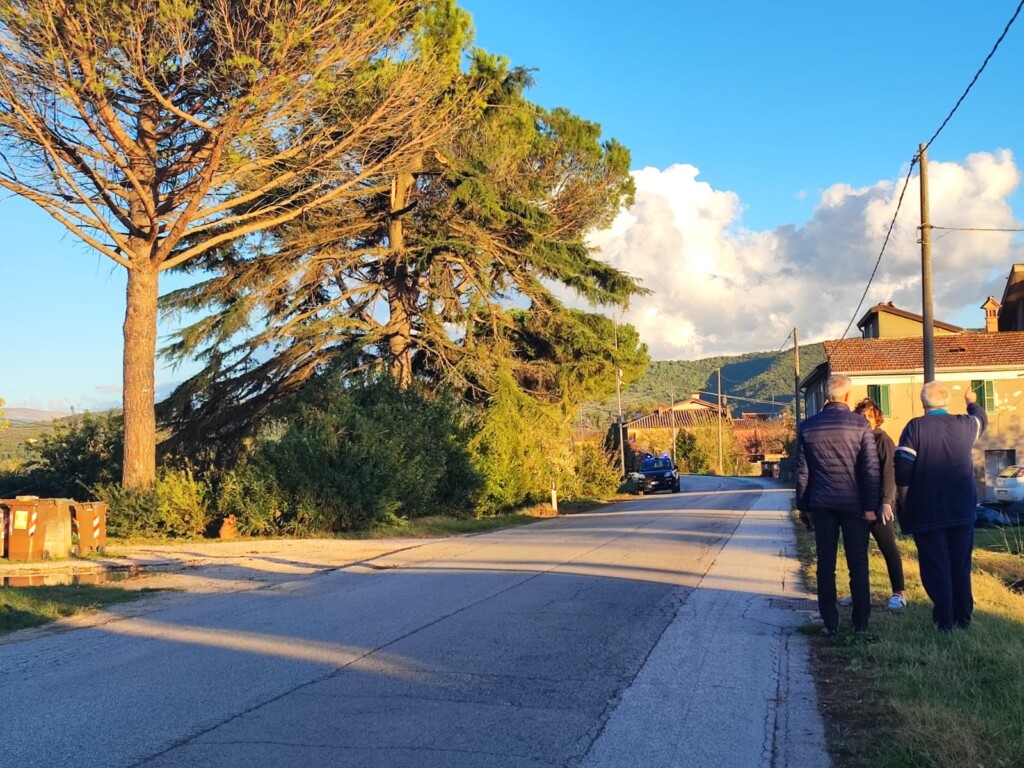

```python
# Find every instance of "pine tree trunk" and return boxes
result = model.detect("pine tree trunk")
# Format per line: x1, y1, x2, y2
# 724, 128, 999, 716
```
387, 287, 414, 389
387, 170, 416, 389
122, 262, 159, 489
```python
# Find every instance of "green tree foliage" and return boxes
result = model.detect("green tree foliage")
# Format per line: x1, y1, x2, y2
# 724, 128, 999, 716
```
624, 344, 826, 419
96, 467, 212, 539
0, 397, 7, 431
159, 36, 645, 458
0, 413, 125, 498
469, 373, 569, 513
674, 426, 746, 476
0, 0, 465, 487
255, 376, 483, 530
561, 442, 621, 501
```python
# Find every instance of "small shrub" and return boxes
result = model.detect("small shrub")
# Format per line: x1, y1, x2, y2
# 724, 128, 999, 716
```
95, 468, 213, 539
95, 483, 160, 539
561, 442, 620, 500
215, 462, 286, 536
156, 467, 212, 538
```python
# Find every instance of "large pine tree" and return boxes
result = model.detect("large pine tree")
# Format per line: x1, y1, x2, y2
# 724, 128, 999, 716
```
160, 39, 647, 458
0, 0, 464, 486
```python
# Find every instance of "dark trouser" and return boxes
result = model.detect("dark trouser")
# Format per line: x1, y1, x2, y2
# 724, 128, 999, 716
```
812, 509, 871, 632
870, 519, 905, 593
913, 523, 974, 631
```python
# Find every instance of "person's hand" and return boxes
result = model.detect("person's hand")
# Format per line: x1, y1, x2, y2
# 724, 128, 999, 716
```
880, 502, 894, 524
864, 510, 877, 523
798, 510, 814, 531
966, 390, 978, 405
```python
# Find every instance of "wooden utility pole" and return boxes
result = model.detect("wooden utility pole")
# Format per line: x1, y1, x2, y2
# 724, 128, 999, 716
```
614, 322, 626, 477
919, 143, 936, 383
793, 327, 802, 426
669, 387, 677, 464
717, 368, 724, 475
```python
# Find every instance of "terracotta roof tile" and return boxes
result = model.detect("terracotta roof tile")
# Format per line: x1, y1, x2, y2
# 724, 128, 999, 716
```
627, 410, 724, 429
823, 332, 1024, 373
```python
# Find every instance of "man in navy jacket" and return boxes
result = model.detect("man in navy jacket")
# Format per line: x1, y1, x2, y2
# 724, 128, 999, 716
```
796, 374, 880, 634
895, 383, 988, 631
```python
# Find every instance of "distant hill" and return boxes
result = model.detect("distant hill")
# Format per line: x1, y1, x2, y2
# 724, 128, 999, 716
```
4, 408, 72, 425
625, 344, 826, 416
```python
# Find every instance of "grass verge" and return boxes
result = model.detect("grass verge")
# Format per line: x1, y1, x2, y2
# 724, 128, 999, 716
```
0, 585, 152, 636
362, 513, 539, 538
794, 512, 1024, 768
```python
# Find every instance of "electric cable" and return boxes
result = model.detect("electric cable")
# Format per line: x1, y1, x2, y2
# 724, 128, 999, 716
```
838, 0, 1024, 340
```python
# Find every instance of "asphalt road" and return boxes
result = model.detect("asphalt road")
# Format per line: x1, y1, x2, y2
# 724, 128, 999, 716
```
0, 476, 806, 768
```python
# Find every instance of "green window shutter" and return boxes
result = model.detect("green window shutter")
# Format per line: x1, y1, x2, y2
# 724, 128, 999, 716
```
971, 380, 995, 410
866, 384, 891, 417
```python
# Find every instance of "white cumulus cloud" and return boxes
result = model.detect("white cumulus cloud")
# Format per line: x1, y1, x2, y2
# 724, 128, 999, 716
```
587, 151, 1023, 359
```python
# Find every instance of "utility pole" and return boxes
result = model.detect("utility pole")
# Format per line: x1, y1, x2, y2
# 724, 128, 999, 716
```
793, 327, 802, 426
669, 387, 677, 464
919, 143, 936, 383
614, 322, 626, 477
717, 368, 724, 475
615, 367, 626, 477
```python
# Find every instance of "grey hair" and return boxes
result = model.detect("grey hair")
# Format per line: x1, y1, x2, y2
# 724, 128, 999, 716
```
921, 381, 951, 409
826, 374, 852, 402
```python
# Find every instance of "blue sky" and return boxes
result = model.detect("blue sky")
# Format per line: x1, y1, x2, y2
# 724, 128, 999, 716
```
2, 1, 1023, 410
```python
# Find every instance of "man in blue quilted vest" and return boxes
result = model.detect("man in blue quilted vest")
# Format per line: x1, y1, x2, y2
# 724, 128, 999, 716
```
796, 374, 880, 635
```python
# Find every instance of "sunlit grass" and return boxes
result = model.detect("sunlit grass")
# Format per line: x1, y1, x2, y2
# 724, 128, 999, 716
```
0, 585, 152, 636
794, 512, 1024, 768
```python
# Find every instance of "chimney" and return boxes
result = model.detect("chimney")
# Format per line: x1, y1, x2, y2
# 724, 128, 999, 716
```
982, 296, 1001, 333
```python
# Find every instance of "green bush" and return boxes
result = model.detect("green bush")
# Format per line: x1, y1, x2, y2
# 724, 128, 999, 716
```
96, 468, 213, 539
155, 467, 212, 538
559, 442, 620, 500
215, 461, 287, 536
11, 413, 124, 498
256, 377, 483, 532
470, 373, 570, 514
95, 483, 160, 539
674, 425, 746, 475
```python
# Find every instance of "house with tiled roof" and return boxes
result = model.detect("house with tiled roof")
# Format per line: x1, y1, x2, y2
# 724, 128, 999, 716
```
801, 284, 1024, 494
624, 392, 729, 448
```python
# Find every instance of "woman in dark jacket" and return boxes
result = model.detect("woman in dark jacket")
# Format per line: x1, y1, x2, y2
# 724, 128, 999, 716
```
848, 398, 907, 611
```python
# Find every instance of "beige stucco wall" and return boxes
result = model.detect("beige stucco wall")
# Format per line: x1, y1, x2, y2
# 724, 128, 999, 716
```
846, 370, 1024, 493
876, 313, 958, 338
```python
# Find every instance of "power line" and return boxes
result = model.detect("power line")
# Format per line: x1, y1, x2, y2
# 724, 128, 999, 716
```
839, 160, 917, 340
924, 0, 1024, 151
839, 1, 1024, 340
692, 390, 792, 408
776, 329, 793, 353
931, 225, 1024, 233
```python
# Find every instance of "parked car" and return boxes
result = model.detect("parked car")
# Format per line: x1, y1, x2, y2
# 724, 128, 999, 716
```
976, 503, 1013, 528
994, 465, 1024, 502
636, 456, 680, 494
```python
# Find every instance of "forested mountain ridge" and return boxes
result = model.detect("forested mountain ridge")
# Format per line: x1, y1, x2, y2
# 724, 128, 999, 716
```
625, 344, 826, 415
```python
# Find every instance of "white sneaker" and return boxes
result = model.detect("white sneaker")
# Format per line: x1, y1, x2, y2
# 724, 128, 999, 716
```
838, 595, 853, 606
887, 594, 907, 611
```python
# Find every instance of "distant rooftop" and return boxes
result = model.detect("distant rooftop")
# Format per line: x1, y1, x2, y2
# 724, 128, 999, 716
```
856, 302, 964, 334
823, 331, 1024, 373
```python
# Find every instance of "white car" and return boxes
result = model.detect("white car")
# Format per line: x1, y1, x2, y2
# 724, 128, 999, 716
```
994, 465, 1024, 502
